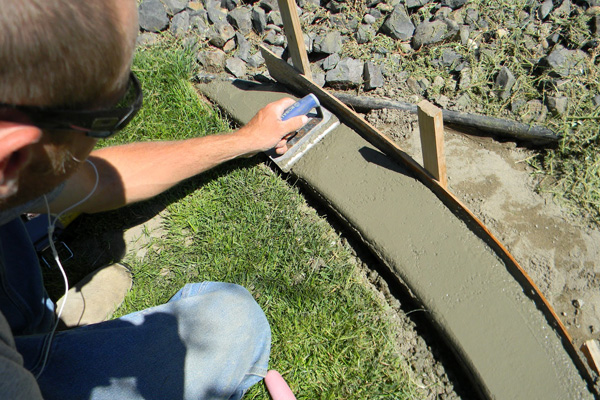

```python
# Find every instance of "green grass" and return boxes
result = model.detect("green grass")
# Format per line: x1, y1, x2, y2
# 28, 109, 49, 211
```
63, 37, 418, 398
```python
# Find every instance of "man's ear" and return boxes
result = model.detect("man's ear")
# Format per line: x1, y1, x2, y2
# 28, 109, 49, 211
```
0, 122, 42, 198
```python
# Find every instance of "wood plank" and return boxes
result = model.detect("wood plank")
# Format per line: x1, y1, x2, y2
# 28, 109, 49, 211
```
276, 0, 312, 79
259, 44, 595, 387
581, 340, 600, 374
418, 100, 447, 188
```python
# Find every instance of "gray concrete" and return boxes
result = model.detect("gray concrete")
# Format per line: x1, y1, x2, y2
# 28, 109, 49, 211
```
197, 79, 593, 399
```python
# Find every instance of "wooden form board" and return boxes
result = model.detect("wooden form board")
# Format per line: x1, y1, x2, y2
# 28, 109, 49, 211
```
418, 100, 447, 188
276, 0, 311, 79
259, 44, 595, 387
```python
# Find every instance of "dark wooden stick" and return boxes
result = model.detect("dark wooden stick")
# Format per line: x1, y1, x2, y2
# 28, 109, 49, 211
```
333, 92, 560, 146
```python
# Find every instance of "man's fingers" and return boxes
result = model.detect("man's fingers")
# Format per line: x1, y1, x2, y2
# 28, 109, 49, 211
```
284, 115, 308, 132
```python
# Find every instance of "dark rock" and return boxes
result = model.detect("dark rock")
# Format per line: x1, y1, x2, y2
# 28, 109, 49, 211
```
412, 19, 449, 48
235, 32, 252, 61
183, 36, 200, 52
325, 58, 364, 87
190, 15, 210, 38
417, 77, 431, 90
406, 76, 422, 94
197, 49, 226, 73
208, 23, 236, 48
366, 0, 384, 7
313, 32, 343, 54
432, 76, 445, 89
163, 0, 187, 16
435, 95, 450, 109
222, 0, 241, 11
265, 24, 282, 33
304, 33, 314, 53
542, 47, 589, 77
435, 6, 453, 20
441, 0, 467, 9
313, 72, 326, 87
464, 8, 478, 25
356, 24, 376, 44
458, 68, 471, 90
554, 0, 571, 18
228, 7, 253, 35
439, 49, 461, 69
297, 0, 320, 7
170, 11, 190, 37
225, 57, 247, 78
330, 15, 358, 32
456, 93, 471, 109
594, 15, 600, 36
364, 62, 384, 90
495, 66, 516, 100
139, 0, 169, 32
538, 0, 553, 20
267, 11, 283, 26
547, 96, 568, 115
363, 14, 377, 25
252, 6, 268, 34
267, 45, 285, 58
368, 8, 382, 19
406, 0, 429, 8
511, 99, 526, 113
247, 52, 265, 68
264, 29, 286, 46
459, 25, 470, 45
477, 17, 490, 30
327, 0, 347, 13
322, 53, 341, 70
380, 5, 415, 41
206, 0, 228, 24
259, 0, 279, 12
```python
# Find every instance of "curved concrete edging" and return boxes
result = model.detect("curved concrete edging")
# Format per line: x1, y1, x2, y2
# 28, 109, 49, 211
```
197, 79, 594, 399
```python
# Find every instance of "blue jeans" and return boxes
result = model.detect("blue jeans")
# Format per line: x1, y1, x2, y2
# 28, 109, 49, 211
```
16, 282, 271, 400
1, 214, 270, 399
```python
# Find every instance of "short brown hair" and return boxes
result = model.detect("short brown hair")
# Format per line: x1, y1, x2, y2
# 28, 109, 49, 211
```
0, 0, 128, 108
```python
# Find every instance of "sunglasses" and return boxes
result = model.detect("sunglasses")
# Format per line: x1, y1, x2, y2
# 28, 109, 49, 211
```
0, 72, 143, 138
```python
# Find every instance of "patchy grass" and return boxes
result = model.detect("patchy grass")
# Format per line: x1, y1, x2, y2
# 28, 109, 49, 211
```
56, 37, 418, 399
341, 0, 600, 223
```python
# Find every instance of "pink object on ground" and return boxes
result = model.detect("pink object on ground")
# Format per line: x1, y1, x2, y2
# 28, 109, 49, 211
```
264, 370, 296, 400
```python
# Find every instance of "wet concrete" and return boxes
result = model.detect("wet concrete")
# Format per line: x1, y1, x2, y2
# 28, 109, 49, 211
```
197, 80, 593, 399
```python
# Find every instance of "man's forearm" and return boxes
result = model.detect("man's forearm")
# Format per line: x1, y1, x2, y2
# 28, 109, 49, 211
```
89, 133, 253, 211
42, 98, 307, 215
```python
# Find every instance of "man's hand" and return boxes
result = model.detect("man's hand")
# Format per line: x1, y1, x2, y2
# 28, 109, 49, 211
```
235, 98, 308, 156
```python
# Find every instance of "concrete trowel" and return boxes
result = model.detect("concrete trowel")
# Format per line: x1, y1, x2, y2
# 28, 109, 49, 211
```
268, 94, 339, 173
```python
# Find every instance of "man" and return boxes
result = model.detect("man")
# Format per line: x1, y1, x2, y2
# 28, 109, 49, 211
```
0, 0, 306, 399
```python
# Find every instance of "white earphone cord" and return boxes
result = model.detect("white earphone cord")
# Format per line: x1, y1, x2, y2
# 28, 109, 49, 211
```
36, 159, 99, 379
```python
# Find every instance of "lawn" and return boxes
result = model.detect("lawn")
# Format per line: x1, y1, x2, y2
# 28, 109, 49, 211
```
57, 38, 419, 398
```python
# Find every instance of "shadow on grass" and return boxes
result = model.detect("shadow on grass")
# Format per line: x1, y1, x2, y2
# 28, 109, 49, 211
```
42, 156, 266, 301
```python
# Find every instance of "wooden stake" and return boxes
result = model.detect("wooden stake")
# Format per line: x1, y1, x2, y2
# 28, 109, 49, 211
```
276, 0, 312, 79
581, 340, 600, 374
417, 100, 447, 188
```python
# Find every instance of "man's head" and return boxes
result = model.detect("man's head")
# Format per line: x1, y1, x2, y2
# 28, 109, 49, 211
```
0, 0, 139, 210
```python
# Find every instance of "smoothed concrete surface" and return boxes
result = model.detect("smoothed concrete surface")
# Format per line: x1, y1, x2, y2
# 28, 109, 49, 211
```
197, 80, 593, 399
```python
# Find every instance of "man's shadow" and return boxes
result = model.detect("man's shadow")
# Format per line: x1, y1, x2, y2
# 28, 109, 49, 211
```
41, 154, 264, 302
17, 312, 189, 399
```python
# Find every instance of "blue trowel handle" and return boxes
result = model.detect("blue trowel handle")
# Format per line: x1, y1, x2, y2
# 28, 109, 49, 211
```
281, 94, 320, 121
